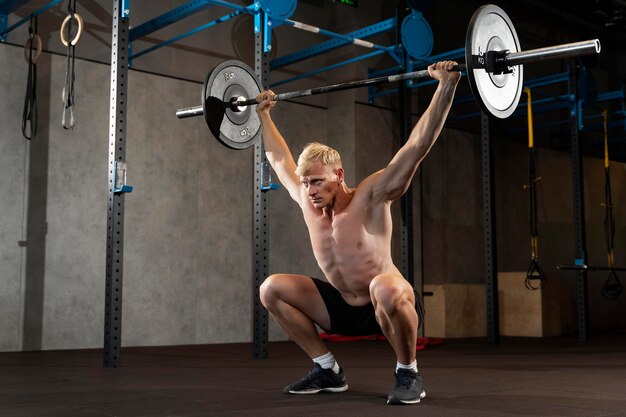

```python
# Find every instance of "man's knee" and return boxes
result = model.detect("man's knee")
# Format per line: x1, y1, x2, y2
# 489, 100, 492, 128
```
370, 275, 414, 314
259, 274, 287, 308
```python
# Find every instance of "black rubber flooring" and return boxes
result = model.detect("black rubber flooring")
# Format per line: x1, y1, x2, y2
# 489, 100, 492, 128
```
1, 332, 625, 417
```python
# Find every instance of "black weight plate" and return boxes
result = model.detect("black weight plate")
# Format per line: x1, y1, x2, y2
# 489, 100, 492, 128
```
203, 60, 262, 150
465, 4, 523, 119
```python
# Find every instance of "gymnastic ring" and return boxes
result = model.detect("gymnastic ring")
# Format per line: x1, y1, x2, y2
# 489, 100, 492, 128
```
23, 34, 43, 64
60, 13, 84, 46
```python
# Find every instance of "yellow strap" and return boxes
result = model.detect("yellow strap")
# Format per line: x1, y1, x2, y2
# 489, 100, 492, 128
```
603, 109, 609, 169
531, 236, 538, 259
524, 87, 534, 148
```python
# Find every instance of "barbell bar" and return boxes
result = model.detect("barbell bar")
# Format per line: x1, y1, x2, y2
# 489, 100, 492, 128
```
175, 4, 601, 150
176, 39, 598, 119
175, 64, 465, 119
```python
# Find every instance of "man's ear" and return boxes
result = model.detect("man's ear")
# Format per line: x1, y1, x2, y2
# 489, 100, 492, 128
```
335, 167, 344, 183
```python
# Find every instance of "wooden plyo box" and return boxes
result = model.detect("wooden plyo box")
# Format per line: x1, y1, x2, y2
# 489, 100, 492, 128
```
423, 284, 487, 338
497, 272, 561, 337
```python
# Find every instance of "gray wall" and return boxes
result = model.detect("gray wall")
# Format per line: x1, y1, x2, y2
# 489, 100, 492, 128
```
0, 44, 327, 351
0, 45, 32, 351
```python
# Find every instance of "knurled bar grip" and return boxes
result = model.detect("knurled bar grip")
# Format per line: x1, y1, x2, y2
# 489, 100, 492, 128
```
245, 64, 464, 104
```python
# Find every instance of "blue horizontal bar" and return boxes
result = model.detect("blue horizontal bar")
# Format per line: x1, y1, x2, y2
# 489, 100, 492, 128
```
451, 74, 573, 107
505, 118, 572, 134
205, 0, 250, 12
368, 65, 403, 79
410, 77, 442, 89
270, 18, 395, 70
523, 72, 569, 89
131, 1, 214, 41
369, 48, 466, 79
581, 119, 626, 132
271, 50, 385, 88
0, 0, 61, 37
368, 47, 466, 100
410, 47, 465, 66
585, 136, 626, 146
131, 6, 255, 61
130, 0, 255, 41
369, 77, 437, 100
280, 18, 395, 54
375, 70, 572, 108
530, 119, 570, 129
511, 95, 573, 117
581, 109, 626, 121
596, 89, 624, 102
0, 0, 31, 14
371, 69, 470, 101
453, 97, 573, 121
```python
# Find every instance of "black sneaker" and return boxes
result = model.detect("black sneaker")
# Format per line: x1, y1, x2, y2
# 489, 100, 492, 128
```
283, 364, 348, 394
386, 368, 426, 405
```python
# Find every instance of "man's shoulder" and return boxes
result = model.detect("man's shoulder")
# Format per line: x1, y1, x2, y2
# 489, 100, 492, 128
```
353, 170, 385, 195
353, 169, 398, 206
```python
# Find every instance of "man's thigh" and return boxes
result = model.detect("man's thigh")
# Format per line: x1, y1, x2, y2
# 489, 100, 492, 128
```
266, 274, 331, 330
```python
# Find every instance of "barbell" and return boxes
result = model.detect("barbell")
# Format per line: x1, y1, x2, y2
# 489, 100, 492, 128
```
176, 4, 601, 150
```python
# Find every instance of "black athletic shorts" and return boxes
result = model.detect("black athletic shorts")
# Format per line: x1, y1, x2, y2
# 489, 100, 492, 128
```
311, 277, 425, 336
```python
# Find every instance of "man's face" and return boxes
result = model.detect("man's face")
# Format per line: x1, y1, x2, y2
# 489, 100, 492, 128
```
300, 161, 341, 209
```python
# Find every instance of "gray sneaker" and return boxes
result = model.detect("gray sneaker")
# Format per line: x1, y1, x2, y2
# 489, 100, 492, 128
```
283, 364, 348, 394
386, 368, 426, 405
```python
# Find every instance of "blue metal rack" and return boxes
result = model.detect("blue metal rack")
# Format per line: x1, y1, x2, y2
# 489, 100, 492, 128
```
270, 18, 396, 70
449, 66, 625, 140
130, 4, 259, 64
367, 47, 465, 103
0, 0, 63, 41
129, 0, 230, 41
124, 0, 432, 93
128, 0, 261, 66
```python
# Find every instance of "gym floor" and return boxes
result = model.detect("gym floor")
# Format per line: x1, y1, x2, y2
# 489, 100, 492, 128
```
1, 332, 625, 417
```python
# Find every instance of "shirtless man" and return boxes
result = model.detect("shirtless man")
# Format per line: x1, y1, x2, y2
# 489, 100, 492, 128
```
256, 61, 460, 405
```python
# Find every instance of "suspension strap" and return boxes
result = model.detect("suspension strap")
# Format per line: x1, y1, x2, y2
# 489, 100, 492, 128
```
523, 87, 546, 290
61, 0, 82, 130
22, 15, 40, 140
601, 110, 622, 299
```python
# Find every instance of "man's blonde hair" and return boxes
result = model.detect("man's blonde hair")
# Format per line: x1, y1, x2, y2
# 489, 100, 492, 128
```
295, 142, 342, 176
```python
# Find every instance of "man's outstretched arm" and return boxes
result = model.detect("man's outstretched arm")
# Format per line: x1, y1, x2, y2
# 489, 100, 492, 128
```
256, 91, 302, 204
370, 61, 461, 202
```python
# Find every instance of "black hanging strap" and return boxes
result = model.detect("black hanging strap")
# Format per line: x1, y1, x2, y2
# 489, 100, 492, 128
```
62, 0, 79, 129
523, 88, 546, 290
22, 16, 38, 140
601, 110, 622, 299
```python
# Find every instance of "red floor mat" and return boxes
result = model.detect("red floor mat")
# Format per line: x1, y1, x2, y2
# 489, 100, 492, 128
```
319, 333, 443, 350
